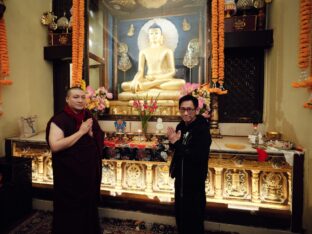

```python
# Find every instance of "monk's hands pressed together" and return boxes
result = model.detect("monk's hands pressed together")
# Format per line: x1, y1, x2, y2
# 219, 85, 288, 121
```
167, 127, 181, 144
79, 118, 93, 135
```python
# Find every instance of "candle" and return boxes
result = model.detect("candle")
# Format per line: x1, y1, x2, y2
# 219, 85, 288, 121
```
138, 129, 142, 142
50, 0, 53, 12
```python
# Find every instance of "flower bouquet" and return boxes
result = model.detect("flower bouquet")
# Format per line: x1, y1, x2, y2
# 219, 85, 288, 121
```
180, 82, 210, 114
132, 95, 158, 135
86, 86, 113, 115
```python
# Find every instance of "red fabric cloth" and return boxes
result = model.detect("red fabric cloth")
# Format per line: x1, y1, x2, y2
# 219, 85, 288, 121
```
257, 148, 268, 162
129, 143, 146, 149
64, 105, 85, 130
104, 140, 116, 148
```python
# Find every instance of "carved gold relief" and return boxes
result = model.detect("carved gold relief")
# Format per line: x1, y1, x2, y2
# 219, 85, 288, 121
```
31, 156, 38, 180
101, 161, 116, 187
260, 172, 287, 203
11, 140, 294, 211
223, 169, 249, 199
205, 169, 214, 196
123, 163, 146, 190
43, 155, 53, 181
154, 164, 174, 192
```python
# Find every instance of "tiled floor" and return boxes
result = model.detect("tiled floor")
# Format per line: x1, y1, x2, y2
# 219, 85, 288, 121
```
33, 199, 300, 234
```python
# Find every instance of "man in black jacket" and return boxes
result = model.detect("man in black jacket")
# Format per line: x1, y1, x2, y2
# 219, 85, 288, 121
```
167, 95, 212, 234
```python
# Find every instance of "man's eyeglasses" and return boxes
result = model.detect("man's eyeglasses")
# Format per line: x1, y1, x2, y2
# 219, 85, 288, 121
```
179, 108, 196, 113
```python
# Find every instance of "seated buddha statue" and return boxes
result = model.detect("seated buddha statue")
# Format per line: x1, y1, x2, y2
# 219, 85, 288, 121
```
119, 24, 185, 100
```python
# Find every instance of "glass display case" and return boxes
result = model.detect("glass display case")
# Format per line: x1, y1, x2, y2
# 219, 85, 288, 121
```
88, 0, 209, 115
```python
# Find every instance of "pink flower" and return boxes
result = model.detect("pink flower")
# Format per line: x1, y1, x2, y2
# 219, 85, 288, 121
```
86, 86, 95, 98
180, 82, 199, 96
198, 97, 205, 109
133, 100, 141, 109
132, 95, 158, 121
97, 103, 105, 111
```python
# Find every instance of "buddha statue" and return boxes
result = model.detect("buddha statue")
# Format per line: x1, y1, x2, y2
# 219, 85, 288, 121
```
119, 24, 185, 100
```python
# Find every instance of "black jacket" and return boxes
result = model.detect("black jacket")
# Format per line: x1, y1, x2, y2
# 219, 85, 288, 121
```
169, 115, 212, 194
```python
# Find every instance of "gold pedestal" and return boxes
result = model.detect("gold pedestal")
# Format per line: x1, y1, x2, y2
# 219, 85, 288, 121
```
109, 100, 179, 116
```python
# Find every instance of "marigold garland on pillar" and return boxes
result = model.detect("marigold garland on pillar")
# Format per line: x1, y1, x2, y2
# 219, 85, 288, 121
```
291, 0, 312, 109
211, 0, 218, 85
218, 0, 225, 88
71, 0, 85, 87
210, 0, 227, 95
0, 11, 13, 116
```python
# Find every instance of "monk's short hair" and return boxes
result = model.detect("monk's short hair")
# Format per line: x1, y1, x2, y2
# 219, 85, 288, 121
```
66, 86, 84, 97
179, 95, 199, 109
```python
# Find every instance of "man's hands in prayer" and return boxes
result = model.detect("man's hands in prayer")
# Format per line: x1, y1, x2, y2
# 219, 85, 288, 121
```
79, 118, 93, 135
167, 127, 181, 144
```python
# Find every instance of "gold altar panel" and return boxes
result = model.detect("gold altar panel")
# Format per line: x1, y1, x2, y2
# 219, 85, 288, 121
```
205, 168, 215, 197
223, 169, 250, 200
260, 172, 288, 204
11, 141, 293, 210
101, 161, 117, 188
153, 164, 174, 193
123, 162, 146, 191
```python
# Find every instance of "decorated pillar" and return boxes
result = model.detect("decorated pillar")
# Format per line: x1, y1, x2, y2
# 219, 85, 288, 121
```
287, 171, 292, 209
251, 170, 261, 203
116, 161, 122, 190
145, 164, 153, 193
214, 167, 223, 199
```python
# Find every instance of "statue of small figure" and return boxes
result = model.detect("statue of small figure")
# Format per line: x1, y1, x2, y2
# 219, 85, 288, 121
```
114, 119, 127, 133
156, 117, 164, 133
182, 18, 191, 31
183, 38, 199, 69
127, 24, 135, 37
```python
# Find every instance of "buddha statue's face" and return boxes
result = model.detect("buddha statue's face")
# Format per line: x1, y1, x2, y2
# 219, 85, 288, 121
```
148, 27, 163, 45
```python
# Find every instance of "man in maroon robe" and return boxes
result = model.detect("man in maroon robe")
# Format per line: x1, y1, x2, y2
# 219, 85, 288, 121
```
46, 87, 104, 234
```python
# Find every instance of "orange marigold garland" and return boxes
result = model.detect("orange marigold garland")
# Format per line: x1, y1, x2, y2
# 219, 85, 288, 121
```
0, 18, 12, 84
291, 0, 312, 109
218, 0, 225, 86
211, 0, 218, 85
71, 0, 85, 87
210, 0, 227, 95
0, 16, 13, 116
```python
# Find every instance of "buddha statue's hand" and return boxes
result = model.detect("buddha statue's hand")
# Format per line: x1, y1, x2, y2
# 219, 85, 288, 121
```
145, 75, 155, 81
130, 79, 142, 93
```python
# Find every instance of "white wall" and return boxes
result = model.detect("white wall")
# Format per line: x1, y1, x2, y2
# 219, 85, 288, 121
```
265, 1, 312, 232
0, 0, 53, 154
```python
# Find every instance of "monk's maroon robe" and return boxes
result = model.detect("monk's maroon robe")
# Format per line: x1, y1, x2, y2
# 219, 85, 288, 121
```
46, 110, 103, 234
